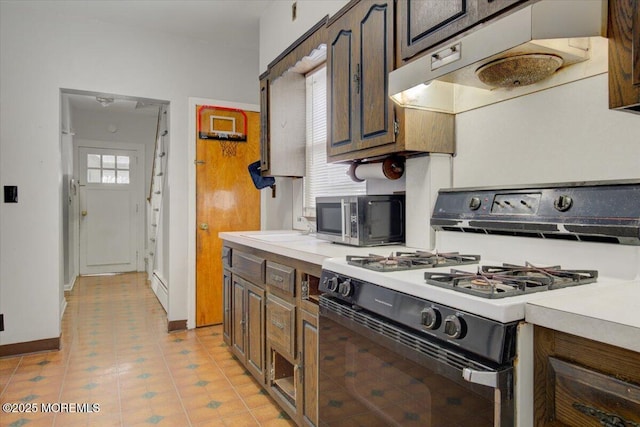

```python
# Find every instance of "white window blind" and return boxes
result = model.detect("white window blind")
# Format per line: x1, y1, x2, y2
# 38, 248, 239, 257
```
303, 66, 365, 217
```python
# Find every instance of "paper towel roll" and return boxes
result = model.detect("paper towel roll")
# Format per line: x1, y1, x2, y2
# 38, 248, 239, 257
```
348, 157, 404, 182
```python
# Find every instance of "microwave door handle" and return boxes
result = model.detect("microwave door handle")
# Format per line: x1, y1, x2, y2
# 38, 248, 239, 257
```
462, 368, 498, 388
341, 199, 350, 242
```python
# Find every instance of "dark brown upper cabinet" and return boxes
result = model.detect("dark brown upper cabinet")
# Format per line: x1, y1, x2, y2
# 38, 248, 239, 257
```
397, 0, 526, 64
609, 0, 640, 113
327, 0, 454, 162
327, 0, 397, 161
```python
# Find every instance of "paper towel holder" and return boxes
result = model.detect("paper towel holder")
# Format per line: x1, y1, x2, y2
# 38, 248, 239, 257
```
347, 156, 405, 183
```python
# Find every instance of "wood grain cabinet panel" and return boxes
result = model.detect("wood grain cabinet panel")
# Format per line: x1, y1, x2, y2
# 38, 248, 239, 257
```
608, 0, 640, 113
266, 294, 296, 360
231, 274, 266, 385
397, 0, 526, 63
398, 0, 477, 61
534, 326, 640, 426
222, 268, 232, 346
267, 261, 295, 296
298, 309, 318, 427
327, 0, 396, 160
327, 0, 454, 162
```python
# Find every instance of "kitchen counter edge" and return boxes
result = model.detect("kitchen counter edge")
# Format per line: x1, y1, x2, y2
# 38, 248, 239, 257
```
525, 281, 640, 353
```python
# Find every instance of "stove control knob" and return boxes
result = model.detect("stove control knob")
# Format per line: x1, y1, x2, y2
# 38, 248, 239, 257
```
554, 195, 573, 212
469, 197, 482, 211
420, 307, 441, 330
443, 315, 466, 339
339, 279, 353, 297
327, 277, 339, 292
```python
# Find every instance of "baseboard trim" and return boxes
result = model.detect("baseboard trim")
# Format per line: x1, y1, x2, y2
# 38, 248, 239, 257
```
167, 319, 187, 332
64, 275, 79, 292
0, 337, 60, 358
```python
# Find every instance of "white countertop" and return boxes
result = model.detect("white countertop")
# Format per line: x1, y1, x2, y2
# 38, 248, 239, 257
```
525, 281, 640, 352
220, 230, 640, 352
218, 230, 409, 266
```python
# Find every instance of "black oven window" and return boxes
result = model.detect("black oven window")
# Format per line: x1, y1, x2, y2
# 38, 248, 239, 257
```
319, 315, 495, 426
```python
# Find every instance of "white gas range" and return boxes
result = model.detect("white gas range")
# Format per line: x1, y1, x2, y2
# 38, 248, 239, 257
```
317, 180, 640, 427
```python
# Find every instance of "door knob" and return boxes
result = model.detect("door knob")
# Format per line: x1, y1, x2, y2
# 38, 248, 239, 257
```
199, 223, 209, 230
81, 210, 88, 216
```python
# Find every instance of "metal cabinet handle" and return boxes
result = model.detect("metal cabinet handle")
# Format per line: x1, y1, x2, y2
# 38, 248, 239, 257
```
353, 63, 360, 94
573, 402, 640, 427
270, 274, 284, 283
199, 223, 209, 230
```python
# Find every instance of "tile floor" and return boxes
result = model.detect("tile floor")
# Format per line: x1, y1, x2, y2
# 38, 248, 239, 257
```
0, 273, 296, 427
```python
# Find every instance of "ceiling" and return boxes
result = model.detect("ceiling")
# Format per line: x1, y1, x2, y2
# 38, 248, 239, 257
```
16, 0, 272, 49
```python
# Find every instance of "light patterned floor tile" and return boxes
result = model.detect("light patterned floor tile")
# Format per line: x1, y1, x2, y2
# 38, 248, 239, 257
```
0, 273, 294, 427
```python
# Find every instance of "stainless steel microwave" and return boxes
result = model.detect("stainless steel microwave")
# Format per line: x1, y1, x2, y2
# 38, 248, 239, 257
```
315, 195, 405, 246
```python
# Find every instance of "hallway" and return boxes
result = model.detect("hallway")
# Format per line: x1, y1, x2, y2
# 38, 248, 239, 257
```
0, 273, 295, 427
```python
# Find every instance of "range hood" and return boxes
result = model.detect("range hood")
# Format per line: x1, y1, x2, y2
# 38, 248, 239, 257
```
389, 0, 608, 114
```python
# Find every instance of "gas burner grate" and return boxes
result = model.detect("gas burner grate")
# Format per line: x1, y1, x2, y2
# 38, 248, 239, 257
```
424, 262, 598, 298
346, 251, 480, 272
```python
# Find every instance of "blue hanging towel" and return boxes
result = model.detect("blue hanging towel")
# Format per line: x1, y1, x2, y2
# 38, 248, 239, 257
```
248, 161, 275, 190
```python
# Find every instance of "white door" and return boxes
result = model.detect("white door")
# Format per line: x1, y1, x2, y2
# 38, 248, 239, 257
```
78, 147, 140, 274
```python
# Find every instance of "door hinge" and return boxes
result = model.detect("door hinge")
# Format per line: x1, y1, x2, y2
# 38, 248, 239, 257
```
394, 120, 400, 135
194, 160, 206, 165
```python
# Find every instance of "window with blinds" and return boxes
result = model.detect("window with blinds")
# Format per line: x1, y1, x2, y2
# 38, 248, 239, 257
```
303, 66, 366, 217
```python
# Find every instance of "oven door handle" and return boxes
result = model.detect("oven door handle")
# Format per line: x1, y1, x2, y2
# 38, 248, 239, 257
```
462, 367, 498, 388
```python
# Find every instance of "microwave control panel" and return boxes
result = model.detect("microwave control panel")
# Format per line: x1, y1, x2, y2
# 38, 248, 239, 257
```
350, 202, 358, 238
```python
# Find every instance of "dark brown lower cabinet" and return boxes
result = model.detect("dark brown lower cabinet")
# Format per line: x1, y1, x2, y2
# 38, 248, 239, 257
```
534, 326, 640, 426
222, 268, 232, 346
298, 309, 318, 427
223, 241, 321, 426
231, 274, 265, 385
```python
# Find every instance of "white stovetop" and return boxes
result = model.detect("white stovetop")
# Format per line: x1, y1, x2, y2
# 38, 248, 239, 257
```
322, 256, 633, 324
220, 230, 640, 351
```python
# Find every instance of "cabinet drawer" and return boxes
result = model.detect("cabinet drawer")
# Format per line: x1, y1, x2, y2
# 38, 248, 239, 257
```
232, 250, 265, 284
266, 262, 295, 296
266, 294, 295, 359
549, 357, 640, 426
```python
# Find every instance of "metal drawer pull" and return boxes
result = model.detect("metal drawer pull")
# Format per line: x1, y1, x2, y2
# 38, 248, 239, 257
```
462, 367, 498, 388
573, 402, 640, 427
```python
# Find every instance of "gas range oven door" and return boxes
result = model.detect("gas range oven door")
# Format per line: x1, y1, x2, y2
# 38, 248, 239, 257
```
319, 295, 513, 427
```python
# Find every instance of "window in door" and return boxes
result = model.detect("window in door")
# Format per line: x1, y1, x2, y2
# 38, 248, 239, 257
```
86, 153, 131, 184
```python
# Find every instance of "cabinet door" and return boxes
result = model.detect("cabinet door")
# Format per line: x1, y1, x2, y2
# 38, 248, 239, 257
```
259, 73, 270, 174
398, 0, 478, 61
299, 310, 318, 427
327, 0, 395, 158
608, 0, 640, 112
246, 282, 266, 383
231, 275, 246, 359
223, 268, 232, 346
327, 15, 355, 154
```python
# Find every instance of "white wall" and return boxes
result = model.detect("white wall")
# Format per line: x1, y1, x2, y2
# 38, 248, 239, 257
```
0, 3, 258, 345
453, 74, 640, 187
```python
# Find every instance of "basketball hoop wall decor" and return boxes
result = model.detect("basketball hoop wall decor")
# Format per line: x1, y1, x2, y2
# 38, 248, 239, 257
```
197, 105, 248, 157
